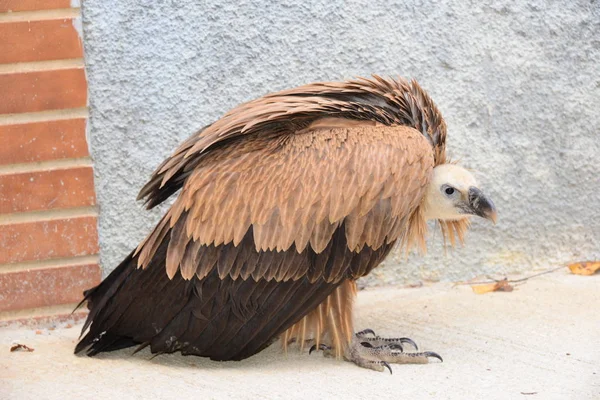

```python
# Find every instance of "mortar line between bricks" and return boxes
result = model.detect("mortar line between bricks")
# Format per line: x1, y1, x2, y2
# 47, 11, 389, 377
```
0, 8, 80, 23
0, 107, 88, 125
0, 156, 93, 175
0, 254, 100, 273
0, 205, 98, 225
0, 59, 84, 75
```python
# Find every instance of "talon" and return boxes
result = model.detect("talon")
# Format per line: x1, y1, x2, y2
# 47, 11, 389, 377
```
399, 337, 419, 351
356, 329, 376, 337
424, 351, 443, 362
309, 344, 331, 354
388, 343, 404, 352
381, 361, 392, 374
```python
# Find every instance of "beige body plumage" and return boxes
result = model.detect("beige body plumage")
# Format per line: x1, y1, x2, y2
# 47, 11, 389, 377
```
76, 76, 496, 371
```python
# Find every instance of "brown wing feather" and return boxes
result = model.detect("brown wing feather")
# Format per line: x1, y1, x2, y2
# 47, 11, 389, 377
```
77, 224, 394, 361
135, 124, 434, 282
137, 76, 446, 210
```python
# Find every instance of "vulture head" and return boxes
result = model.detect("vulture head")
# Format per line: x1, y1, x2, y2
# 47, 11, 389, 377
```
423, 164, 497, 224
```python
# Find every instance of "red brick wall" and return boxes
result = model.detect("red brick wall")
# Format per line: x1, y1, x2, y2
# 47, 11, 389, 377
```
0, 2, 101, 324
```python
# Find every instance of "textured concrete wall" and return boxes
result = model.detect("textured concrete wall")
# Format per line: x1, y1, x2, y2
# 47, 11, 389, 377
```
82, 0, 600, 284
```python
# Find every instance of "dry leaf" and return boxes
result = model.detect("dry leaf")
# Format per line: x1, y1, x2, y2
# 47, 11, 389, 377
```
10, 344, 34, 352
471, 279, 514, 294
568, 261, 600, 276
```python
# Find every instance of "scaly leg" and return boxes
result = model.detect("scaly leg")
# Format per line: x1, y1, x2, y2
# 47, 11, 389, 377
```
310, 328, 442, 374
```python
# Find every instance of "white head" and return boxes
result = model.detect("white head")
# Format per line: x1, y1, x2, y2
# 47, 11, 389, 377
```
423, 164, 497, 223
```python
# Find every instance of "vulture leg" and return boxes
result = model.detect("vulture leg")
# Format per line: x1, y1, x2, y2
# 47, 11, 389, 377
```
309, 331, 442, 373
344, 336, 443, 373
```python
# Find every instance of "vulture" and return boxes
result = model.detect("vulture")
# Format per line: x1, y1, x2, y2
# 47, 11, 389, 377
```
75, 76, 497, 373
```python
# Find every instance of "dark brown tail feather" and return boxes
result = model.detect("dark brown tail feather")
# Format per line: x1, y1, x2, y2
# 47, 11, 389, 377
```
75, 225, 390, 361
74, 251, 138, 354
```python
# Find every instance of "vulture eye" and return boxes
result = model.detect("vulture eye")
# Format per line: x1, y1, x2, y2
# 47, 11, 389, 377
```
444, 187, 455, 196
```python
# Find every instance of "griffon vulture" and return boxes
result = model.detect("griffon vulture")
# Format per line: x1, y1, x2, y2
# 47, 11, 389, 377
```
75, 76, 497, 372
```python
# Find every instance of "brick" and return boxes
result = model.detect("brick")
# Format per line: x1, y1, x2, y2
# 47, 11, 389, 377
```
0, 19, 83, 64
0, 167, 96, 214
0, 264, 100, 312
0, 216, 99, 264
0, 119, 89, 165
0, 69, 87, 115
0, 1, 72, 13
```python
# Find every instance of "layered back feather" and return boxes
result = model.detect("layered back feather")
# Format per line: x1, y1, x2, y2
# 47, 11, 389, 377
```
138, 76, 448, 210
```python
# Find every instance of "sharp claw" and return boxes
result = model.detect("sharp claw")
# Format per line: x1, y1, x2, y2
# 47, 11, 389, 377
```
309, 344, 331, 354
360, 342, 373, 348
388, 343, 404, 352
356, 329, 376, 337
399, 337, 419, 351
424, 351, 443, 362
381, 361, 393, 374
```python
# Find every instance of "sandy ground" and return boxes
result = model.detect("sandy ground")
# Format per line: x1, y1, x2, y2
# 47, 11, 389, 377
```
1, 270, 598, 400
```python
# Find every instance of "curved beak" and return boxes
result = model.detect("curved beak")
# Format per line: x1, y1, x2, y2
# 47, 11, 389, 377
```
468, 187, 497, 224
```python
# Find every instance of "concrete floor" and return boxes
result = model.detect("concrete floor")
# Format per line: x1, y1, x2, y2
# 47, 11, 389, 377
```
1, 270, 598, 400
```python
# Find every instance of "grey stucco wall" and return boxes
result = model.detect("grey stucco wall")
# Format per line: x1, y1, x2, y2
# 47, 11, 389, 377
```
82, 0, 600, 284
